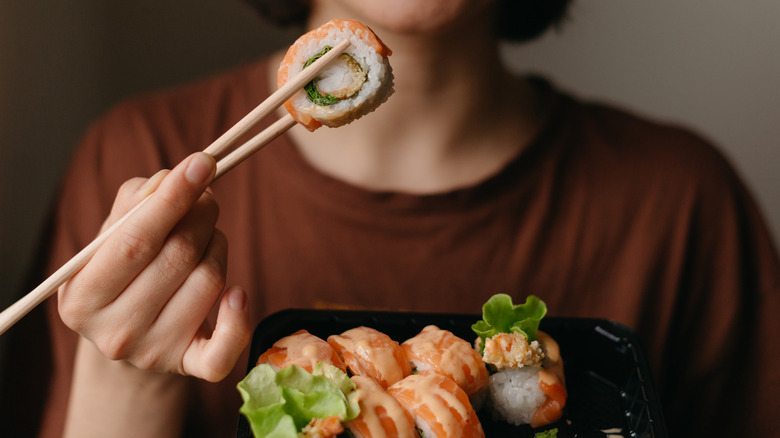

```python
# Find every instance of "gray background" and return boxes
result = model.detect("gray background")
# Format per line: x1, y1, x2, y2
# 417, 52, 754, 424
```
1, 1, 778, 345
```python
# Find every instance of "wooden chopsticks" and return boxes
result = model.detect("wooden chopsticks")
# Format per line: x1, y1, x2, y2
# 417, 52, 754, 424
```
0, 39, 351, 336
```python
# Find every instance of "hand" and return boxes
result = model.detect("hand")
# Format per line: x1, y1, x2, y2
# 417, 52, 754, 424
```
58, 152, 251, 382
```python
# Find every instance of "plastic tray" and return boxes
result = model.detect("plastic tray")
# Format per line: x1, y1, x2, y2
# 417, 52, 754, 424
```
237, 309, 667, 438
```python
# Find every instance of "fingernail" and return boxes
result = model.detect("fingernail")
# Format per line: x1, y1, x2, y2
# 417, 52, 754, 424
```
185, 153, 215, 185
228, 288, 246, 311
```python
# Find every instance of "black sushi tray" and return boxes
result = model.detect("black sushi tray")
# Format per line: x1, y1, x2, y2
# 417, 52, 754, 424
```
237, 309, 668, 438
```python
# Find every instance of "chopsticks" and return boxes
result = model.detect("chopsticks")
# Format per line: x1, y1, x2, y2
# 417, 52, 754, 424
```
0, 39, 351, 336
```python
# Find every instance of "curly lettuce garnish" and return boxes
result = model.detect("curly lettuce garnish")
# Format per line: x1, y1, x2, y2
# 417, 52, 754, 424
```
472, 294, 547, 353
237, 362, 360, 438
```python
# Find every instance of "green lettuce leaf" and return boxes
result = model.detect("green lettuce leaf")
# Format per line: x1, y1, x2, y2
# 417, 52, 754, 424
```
237, 363, 359, 438
237, 365, 297, 437
535, 428, 559, 438
472, 294, 547, 352
312, 362, 360, 420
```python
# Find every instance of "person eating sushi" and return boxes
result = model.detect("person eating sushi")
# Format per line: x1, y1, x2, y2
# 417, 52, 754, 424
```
4, 0, 778, 437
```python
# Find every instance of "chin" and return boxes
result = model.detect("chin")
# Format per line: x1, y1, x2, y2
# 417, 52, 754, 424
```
316, 0, 493, 36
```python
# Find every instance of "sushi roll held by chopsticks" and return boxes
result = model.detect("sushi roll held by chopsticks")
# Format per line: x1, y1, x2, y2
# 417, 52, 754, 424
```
278, 19, 394, 131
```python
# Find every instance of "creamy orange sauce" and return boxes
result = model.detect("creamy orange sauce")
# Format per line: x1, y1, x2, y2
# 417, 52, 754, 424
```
401, 325, 488, 396
387, 372, 484, 438
257, 330, 345, 372
328, 327, 411, 388
346, 376, 417, 438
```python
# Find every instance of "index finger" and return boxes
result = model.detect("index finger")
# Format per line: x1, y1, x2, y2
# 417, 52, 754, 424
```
67, 153, 217, 309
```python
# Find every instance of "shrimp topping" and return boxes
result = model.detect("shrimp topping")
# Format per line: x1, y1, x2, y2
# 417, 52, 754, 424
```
304, 47, 367, 105
482, 332, 544, 370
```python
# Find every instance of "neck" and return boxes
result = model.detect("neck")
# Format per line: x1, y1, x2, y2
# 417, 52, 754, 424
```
273, 5, 548, 193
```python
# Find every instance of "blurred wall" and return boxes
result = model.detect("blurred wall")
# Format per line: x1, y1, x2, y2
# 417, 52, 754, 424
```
505, 0, 780, 248
1, 1, 778, 343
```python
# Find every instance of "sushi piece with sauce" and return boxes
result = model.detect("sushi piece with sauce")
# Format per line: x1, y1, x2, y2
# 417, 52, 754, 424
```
387, 371, 485, 438
472, 294, 567, 428
256, 329, 346, 373
344, 375, 419, 438
278, 18, 394, 131
327, 326, 412, 389
401, 325, 488, 406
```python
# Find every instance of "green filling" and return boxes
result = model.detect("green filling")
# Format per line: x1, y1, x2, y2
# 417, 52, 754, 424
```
302, 46, 354, 106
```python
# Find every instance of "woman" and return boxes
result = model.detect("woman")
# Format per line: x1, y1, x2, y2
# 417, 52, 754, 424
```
12, 0, 778, 436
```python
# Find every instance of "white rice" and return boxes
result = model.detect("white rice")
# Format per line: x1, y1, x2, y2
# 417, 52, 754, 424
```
488, 367, 545, 426
285, 26, 394, 127
415, 418, 436, 438
409, 360, 431, 373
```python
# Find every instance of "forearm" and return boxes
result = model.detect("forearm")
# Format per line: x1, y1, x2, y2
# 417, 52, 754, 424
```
63, 337, 190, 438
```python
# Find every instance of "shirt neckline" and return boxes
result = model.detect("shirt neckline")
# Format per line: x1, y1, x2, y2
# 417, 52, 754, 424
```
263, 65, 572, 216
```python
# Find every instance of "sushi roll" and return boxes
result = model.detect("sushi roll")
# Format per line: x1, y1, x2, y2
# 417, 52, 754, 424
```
256, 329, 346, 373
482, 330, 566, 427
327, 326, 412, 389
401, 325, 488, 404
344, 376, 419, 438
387, 371, 485, 438
278, 18, 394, 131
472, 294, 567, 428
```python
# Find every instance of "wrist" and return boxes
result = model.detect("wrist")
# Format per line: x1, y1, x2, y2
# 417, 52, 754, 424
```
64, 337, 190, 438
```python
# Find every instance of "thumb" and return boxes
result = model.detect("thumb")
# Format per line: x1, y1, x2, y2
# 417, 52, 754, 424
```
182, 286, 251, 382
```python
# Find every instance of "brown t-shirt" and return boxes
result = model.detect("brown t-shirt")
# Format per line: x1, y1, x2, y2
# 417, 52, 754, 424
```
4, 59, 778, 437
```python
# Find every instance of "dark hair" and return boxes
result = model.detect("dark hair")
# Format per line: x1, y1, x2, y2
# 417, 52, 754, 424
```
243, 0, 309, 27
495, 0, 572, 42
243, 0, 572, 42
